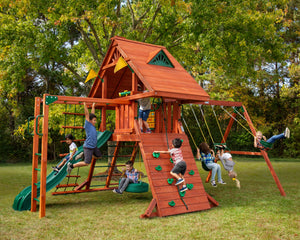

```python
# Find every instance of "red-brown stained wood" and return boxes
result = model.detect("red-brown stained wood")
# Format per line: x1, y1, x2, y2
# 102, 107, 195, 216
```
139, 132, 215, 217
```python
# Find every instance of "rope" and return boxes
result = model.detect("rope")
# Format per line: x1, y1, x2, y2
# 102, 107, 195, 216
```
211, 106, 226, 143
182, 117, 198, 149
182, 117, 198, 148
189, 104, 207, 143
233, 107, 258, 133
221, 106, 255, 137
199, 105, 215, 143
177, 185, 188, 210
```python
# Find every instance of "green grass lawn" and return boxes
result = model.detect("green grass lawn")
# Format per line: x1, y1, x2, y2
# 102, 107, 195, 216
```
1, 158, 300, 240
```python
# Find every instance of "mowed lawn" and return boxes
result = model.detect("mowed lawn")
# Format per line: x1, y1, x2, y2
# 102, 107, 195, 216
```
1, 158, 299, 240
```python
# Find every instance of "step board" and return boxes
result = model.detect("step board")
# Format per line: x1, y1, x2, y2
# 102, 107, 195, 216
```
139, 133, 214, 217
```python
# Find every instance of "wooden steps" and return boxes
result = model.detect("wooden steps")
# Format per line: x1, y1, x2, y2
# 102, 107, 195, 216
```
139, 133, 217, 218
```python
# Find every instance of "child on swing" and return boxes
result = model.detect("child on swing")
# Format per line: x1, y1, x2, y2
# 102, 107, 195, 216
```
113, 160, 145, 194
216, 146, 240, 189
254, 127, 290, 149
197, 142, 226, 187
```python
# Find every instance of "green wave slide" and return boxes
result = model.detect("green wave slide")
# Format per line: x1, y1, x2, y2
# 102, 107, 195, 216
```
13, 130, 112, 211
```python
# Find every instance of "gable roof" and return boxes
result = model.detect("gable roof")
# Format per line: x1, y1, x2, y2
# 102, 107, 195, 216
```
89, 36, 210, 102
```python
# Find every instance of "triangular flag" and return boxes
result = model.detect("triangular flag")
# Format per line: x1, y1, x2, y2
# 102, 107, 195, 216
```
85, 69, 98, 83
114, 56, 128, 73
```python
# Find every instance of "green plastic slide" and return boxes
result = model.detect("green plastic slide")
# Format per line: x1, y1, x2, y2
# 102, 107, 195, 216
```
12, 130, 112, 211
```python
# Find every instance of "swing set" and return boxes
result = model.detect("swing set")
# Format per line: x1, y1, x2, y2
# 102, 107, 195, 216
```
182, 100, 286, 196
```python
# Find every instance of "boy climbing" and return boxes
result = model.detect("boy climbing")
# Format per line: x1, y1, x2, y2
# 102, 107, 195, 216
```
154, 138, 188, 192
67, 102, 102, 174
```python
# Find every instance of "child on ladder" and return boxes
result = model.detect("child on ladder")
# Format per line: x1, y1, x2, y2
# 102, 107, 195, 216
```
67, 102, 102, 174
154, 138, 188, 192
254, 127, 290, 149
113, 160, 145, 194
52, 134, 78, 174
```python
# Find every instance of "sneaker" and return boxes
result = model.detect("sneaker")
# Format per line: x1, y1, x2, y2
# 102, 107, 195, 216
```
52, 166, 59, 172
180, 186, 188, 192
66, 162, 73, 175
146, 129, 152, 134
115, 189, 122, 194
140, 129, 143, 133
175, 178, 184, 185
218, 180, 226, 185
113, 189, 118, 194
211, 180, 217, 187
284, 127, 290, 138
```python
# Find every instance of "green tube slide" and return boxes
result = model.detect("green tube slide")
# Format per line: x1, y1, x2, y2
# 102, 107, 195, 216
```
12, 130, 112, 211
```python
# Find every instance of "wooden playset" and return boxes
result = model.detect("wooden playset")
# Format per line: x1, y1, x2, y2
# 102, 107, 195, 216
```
13, 36, 285, 219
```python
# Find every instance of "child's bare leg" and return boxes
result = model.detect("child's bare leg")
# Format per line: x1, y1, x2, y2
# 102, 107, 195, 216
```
73, 161, 89, 168
170, 171, 180, 180
58, 159, 67, 169
138, 118, 143, 131
178, 173, 186, 185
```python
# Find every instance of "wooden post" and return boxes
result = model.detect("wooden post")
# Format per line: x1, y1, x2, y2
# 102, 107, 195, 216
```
222, 112, 237, 143
101, 75, 107, 131
40, 94, 49, 218
172, 102, 179, 133
167, 102, 172, 132
31, 97, 41, 212
243, 105, 286, 196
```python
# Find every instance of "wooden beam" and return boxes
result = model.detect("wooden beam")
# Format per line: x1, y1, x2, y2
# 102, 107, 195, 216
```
39, 94, 49, 218
31, 97, 41, 213
229, 151, 262, 156
45, 94, 130, 106
190, 100, 243, 107
243, 105, 286, 196
111, 134, 141, 142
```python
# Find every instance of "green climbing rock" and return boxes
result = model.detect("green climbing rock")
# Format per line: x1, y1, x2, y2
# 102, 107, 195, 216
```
155, 165, 162, 171
167, 178, 174, 184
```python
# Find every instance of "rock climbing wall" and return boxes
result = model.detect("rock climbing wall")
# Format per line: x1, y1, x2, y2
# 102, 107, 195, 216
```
139, 133, 216, 218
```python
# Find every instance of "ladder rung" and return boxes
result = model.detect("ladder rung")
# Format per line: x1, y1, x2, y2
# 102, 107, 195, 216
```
61, 126, 84, 129
66, 175, 81, 178
34, 183, 39, 186
56, 183, 79, 188
34, 198, 39, 202
35, 153, 41, 156
34, 168, 40, 171
60, 139, 85, 143
108, 145, 136, 148
62, 112, 85, 116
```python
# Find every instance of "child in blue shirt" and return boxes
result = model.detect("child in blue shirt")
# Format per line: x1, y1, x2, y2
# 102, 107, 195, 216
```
113, 161, 144, 194
197, 142, 226, 187
67, 102, 102, 174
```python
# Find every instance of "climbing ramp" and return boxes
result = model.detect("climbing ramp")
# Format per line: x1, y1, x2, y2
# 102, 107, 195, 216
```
138, 133, 218, 218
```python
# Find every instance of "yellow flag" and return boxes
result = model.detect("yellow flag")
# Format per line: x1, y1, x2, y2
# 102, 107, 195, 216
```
85, 69, 98, 83
114, 56, 128, 73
